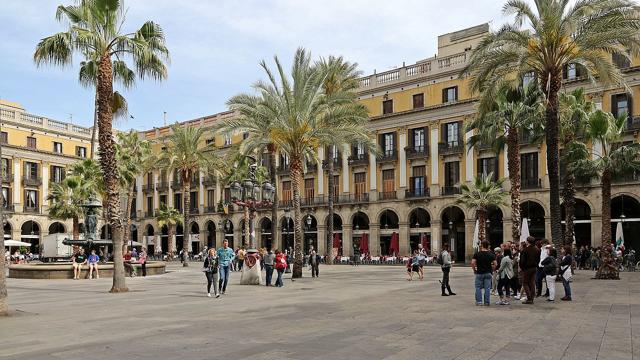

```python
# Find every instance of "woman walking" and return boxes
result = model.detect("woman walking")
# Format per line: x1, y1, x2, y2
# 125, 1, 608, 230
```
541, 248, 558, 301
275, 250, 287, 287
139, 248, 148, 277
203, 248, 220, 298
496, 248, 514, 305
560, 246, 574, 301
440, 244, 455, 296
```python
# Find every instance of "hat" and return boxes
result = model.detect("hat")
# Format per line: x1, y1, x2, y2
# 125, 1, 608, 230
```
494, 247, 502, 253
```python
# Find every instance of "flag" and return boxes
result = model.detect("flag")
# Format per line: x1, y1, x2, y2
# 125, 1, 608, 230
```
615, 222, 624, 250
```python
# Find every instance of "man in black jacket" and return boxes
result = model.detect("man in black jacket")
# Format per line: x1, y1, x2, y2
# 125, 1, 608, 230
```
519, 237, 541, 304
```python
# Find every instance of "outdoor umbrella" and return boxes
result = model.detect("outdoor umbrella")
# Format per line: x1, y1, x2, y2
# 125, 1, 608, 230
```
520, 218, 530, 243
4, 240, 31, 247
360, 233, 369, 254
420, 233, 429, 250
390, 232, 399, 256
615, 222, 624, 250
332, 233, 341, 249
472, 219, 480, 251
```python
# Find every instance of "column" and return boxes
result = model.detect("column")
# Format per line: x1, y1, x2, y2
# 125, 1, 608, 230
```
591, 215, 602, 248
342, 144, 350, 194
502, 219, 513, 244
13, 161, 20, 210
317, 147, 325, 195
41, 163, 49, 212
200, 229, 207, 251
343, 226, 352, 257
369, 149, 377, 191
430, 127, 439, 195
317, 224, 326, 256
398, 222, 409, 256
544, 216, 551, 240
215, 173, 222, 203
464, 219, 475, 263
198, 170, 205, 212
168, 171, 174, 207
370, 224, 380, 256
431, 220, 441, 255
153, 171, 159, 210
399, 128, 407, 189
465, 131, 474, 183
136, 175, 143, 217
137, 227, 144, 248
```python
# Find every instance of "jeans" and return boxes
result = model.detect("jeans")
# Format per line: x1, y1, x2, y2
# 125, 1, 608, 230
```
311, 262, 319, 277
562, 277, 572, 298
441, 266, 452, 294
522, 268, 536, 301
276, 268, 284, 287
497, 276, 511, 298
535, 267, 547, 296
218, 265, 230, 292
205, 271, 219, 295
265, 264, 274, 285
238, 259, 244, 271
546, 275, 556, 300
141, 262, 147, 277
475, 273, 492, 305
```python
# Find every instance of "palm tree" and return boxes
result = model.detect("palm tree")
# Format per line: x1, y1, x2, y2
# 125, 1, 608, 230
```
466, 82, 544, 244
158, 124, 219, 266
315, 55, 371, 265
115, 131, 155, 251
35, 0, 169, 292
456, 173, 506, 243
559, 88, 594, 245
155, 204, 182, 258
265, 49, 375, 278
462, 0, 640, 247
573, 110, 640, 279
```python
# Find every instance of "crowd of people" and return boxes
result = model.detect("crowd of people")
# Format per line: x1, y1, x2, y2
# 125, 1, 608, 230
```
69, 246, 148, 279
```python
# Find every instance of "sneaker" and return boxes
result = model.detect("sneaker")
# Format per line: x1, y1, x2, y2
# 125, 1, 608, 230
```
449, 292, 457, 296
514, 295, 521, 300
476, 303, 484, 306
215, 294, 220, 298
96, 275, 99, 279
546, 299, 554, 302
561, 297, 572, 301
442, 293, 449, 296
503, 301, 510, 305
495, 301, 503, 305
207, 293, 211, 298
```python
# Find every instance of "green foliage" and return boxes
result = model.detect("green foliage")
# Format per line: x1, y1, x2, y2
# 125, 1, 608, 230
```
155, 204, 182, 228
115, 130, 155, 193
48, 159, 103, 221
456, 173, 506, 212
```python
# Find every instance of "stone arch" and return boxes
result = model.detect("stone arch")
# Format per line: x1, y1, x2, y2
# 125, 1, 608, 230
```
408, 206, 433, 227
520, 200, 546, 239
351, 211, 370, 230
145, 224, 155, 236
190, 221, 200, 235
20, 220, 41, 253
378, 209, 399, 229
440, 206, 466, 262
48, 221, 66, 234
324, 213, 343, 231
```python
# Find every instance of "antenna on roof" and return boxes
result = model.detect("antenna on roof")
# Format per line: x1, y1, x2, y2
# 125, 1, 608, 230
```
163, 111, 167, 126
68, 113, 73, 124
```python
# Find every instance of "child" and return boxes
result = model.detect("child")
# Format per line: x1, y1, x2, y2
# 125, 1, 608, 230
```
88, 249, 100, 279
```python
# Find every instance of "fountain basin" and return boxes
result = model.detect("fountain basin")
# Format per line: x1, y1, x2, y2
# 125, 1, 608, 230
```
8, 261, 166, 279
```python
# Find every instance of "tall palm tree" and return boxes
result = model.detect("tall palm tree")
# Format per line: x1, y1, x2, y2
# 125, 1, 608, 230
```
35, 0, 169, 292
456, 173, 506, 243
115, 130, 155, 251
462, 0, 640, 247
265, 49, 375, 278
466, 82, 544, 244
573, 110, 640, 279
158, 124, 218, 266
559, 88, 594, 245
48, 173, 100, 240
315, 55, 371, 265
155, 204, 182, 257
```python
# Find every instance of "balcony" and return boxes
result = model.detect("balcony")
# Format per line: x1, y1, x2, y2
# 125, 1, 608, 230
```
336, 193, 369, 204
23, 206, 40, 214
204, 206, 217, 214
276, 164, 290, 176
3, 205, 15, 213
1, 173, 12, 184
301, 196, 326, 207
130, 211, 137, 220
441, 186, 461, 196
406, 188, 430, 199
378, 191, 397, 200
189, 207, 199, 215
279, 199, 293, 208
613, 171, 640, 184
305, 163, 318, 173
156, 181, 169, 192
438, 141, 464, 156
625, 116, 640, 133
202, 177, 216, 187
22, 176, 42, 187
519, 131, 534, 145
377, 149, 398, 163
145, 210, 155, 218
142, 184, 154, 193
521, 178, 542, 190
190, 180, 200, 189
348, 153, 369, 166
405, 146, 429, 160
171, 180, 183, 190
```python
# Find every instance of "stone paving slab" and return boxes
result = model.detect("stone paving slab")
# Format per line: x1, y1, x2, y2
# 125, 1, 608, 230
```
1, 265, 640, 359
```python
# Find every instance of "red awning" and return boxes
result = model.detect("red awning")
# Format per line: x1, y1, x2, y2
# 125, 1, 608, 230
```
332, 233, 341, 248
421, 233, 429, 250
390, 232, 399, 256
360, 233, 369, 254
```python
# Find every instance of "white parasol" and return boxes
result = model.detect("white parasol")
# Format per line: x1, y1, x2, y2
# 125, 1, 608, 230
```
472, 219, 480, 251
520, 218, 530, 243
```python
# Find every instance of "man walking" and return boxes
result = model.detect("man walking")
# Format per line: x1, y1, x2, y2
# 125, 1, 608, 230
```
440, 244, 456, 296
471, 240, 496, 306
520, 236, 541, 304
309, 245, 319, 278
264, 249, 275, 286
217, 239, 235, 295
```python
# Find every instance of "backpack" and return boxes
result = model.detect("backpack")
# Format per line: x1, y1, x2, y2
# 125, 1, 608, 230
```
436, 254, 444, 265
543, 257, 557, 276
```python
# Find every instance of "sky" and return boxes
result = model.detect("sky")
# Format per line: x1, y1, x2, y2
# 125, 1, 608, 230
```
0, 0, 519, 131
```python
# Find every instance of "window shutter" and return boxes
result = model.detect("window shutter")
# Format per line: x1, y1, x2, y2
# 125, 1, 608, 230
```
454, 162, 460, 183
423, 127, 428, 146
378, 134, 384, 148
49, 165, 53, 182
477, 159, 482, 177
627, 93, 633, 121
611, 94, 618, 118
457, 121, 463, 142
392, 132, 397, 152
442, 88, 447, 102
441, 123, 447, 142
454, 87, 459, 101
494, 157, 500, 181
562, 64, 568, 80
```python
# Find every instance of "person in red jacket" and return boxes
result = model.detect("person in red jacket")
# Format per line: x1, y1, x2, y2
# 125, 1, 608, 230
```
274, 250, 287, 288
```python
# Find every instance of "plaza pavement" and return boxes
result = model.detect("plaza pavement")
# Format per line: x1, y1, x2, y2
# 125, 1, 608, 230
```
1, 263, 639, 360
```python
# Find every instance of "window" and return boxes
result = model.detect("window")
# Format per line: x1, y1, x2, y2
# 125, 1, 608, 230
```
611, 93, 631, 119
521, 152, 539, 184
522, 72, 535, 87
147, 197, 153, 213
412, 128, 425, 151
159, 195, 167, 207
27, 136, 36, 149
412, 93, 424, 109
242, 132, 249, 140
353, 143, 365, 159
146, 172, 153, 186
25, 189, 38, 209
223, 134, 232, 146
160, 170, 168, 183
53, 142, 63, 154
76, 146, 87, 158
332, 175, 339, 198
174, 193, 182, 211
565, 63, 577, 80
0, 132, 7, 144
304, 178, 314, 200
1, 187, 9, 207
190, 191, 197, 210
207, 190, 215, 207
383, 133, 395, 156
382, 169, 395, 198
50, 165, 65, 183
411, 166, 426, 195
223, 188, 230, 203
444, 122, 460, 145
613, 52, 631, 69
282, 181, 292, 202
1, 158, 10, 179
443, 86, 458, 103
444, 161, 460, 187
206, 138, 214, 146
328, 145, 339, 163
354, 172, 366, 195
25, 162, 38, 180
382, 99, 393, 115
477, 157, 498, 181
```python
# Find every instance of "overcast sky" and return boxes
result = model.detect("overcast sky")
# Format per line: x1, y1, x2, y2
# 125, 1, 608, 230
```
0, 0, 520, 131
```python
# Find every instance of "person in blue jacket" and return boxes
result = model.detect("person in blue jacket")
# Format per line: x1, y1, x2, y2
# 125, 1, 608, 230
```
217, 239, 235, 295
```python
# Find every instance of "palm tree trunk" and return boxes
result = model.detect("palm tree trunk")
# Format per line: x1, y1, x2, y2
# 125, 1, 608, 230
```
545, 72, 563, 248
97, 54, 127, 293
243, 206, 250, 248
506, 129, 521, 243
596, 169, 618, 279
169, 225, 175, 257
122, 186, 134, 254
290, 156, 304, 278
0, 128, 7, 315
477, 209, 488, 243
182, 177, 190, 267
563, 170, 576, 246
90, 91, 98, 160
327, 147, 335, 265
269, 149, 278, 251
72, 216, 79, 241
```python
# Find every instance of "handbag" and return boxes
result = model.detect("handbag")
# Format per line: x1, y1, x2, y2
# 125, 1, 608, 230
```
561, 265, 572, 281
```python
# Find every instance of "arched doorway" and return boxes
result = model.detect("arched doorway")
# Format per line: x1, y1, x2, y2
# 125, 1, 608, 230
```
562, 199, 592, 247
259, 218, 272, 250
175, 224, 184, 254
100, 224, 113, 240
161, 225, 169, 254
409, 208, 431, 254
129, 224, 138, 249
521, 201, 545, 240
222, 219, 234, 248
4, 222, 11, 241
352, 211, 370, 257
326, 214, 343, 257
21, 221, 40, 254
205, 220, 216, 249
281, 217, 294, 253
303, 214, 318, 254
442, 206, 465, 262
378, 210, 398, 256
487, 206, 504, 250
611, 195, 640, 253
190, 222, 200, 254
48, 222, 65, 234
145, 224, 155, 254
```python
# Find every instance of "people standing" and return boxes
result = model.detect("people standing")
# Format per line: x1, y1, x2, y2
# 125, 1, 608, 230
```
274, 249, 287, 287
203, 248, 220, 298
541, 247, 558, 302
418, 243, 427, 280
217, 239, 235, 295
309, 246, 319, 278
492, 247, 503, 296
72, 248, 87, 280
264, 249, 275, 286
496, 248, 514, 305
471, 240, 496, 306
440, 244, 456, 296
560, 246, 574, 301
536, 240, 551, 298
139, 248, 147, 277
519, 237, 541, 304
87, 249, 99, 279
237, 247, 246, 271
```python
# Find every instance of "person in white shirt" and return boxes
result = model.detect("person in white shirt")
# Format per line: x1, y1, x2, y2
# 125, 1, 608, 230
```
536, 240, 551, 297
